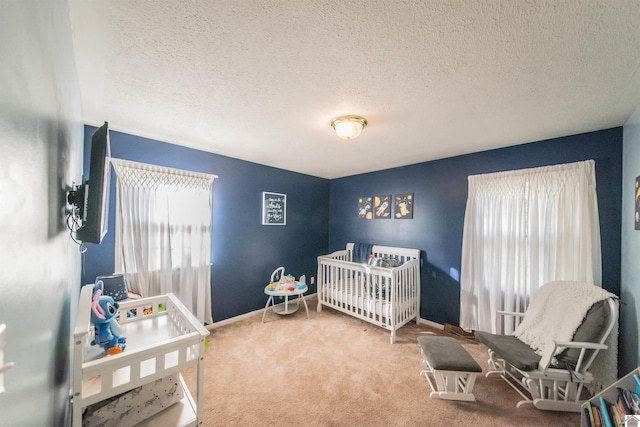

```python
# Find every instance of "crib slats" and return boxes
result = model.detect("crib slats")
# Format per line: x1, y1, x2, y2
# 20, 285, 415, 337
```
317, 245, 420, 343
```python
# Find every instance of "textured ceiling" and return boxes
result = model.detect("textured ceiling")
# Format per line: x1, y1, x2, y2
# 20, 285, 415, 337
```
69, 1, 640, 179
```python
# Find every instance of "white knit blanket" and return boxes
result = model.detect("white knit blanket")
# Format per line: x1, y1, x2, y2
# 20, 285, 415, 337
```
513, 280, 617, 388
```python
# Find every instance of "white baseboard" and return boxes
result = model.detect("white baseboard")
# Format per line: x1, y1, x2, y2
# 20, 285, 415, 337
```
417, 318, 444, 330
207, 293, 318, 330
207, 308, 262, 330
207, 294, 441, 332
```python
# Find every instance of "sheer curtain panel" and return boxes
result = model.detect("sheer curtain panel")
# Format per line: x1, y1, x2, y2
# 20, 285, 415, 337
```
460, 160, 601, 333
112, 159, 215, 324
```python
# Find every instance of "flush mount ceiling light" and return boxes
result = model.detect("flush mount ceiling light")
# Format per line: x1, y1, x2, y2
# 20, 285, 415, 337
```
330, 115, 367, 140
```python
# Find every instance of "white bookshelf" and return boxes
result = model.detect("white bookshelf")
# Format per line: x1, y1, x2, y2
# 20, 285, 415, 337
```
581, 367, 640, 426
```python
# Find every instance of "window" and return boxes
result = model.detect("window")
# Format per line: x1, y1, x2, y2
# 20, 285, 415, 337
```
460, 160, 601, 333
112, 159, 216, 324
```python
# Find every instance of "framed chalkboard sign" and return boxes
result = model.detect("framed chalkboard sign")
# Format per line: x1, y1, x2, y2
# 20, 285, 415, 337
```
262, 192, 286, 225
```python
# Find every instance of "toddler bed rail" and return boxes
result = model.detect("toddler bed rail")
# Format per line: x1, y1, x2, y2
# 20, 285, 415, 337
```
72, 284, 209, 426
317, 243, 421, 343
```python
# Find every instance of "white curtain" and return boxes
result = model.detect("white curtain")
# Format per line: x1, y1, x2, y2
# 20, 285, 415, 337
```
112, 158, 215, 324
460, 160, 601, 333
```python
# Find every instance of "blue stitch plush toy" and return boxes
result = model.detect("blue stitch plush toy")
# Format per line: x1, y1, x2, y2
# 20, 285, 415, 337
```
90, 280, 126, 355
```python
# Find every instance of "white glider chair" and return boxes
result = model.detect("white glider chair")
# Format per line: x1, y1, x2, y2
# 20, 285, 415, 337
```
474, 280, 618, 412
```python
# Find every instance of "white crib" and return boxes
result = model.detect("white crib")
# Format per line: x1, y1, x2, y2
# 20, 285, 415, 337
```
316, 243, 421, 343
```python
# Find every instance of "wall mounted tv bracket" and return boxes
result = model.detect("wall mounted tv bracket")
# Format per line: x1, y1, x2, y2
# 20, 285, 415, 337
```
67, 183, 88, 221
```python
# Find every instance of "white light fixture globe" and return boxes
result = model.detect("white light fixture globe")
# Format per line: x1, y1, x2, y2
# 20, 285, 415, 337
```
331, 115, 367, 140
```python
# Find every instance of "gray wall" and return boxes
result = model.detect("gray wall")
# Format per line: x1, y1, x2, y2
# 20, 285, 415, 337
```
0, 1, 83, 425
621, 105, 640, 375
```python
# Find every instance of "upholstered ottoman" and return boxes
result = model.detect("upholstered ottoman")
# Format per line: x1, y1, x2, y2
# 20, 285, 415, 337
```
418, 336, 482, 402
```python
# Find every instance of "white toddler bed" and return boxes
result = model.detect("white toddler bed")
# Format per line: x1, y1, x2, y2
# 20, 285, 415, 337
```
317, 243, 421, 343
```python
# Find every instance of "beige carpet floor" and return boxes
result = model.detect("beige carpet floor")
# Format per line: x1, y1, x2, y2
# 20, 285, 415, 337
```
183, 296, 581, 426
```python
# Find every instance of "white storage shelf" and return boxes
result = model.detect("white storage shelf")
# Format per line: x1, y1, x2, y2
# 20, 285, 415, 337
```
581, 367, 640, 426
73, 285, 209, 427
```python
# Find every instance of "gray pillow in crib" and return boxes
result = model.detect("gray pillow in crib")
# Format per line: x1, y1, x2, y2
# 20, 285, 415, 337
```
374, 257, 403, 268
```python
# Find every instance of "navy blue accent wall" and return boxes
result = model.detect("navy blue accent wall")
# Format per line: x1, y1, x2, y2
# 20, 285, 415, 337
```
329, 128, 622, 326
82, 127, 329, 321
83, 126, 621, 326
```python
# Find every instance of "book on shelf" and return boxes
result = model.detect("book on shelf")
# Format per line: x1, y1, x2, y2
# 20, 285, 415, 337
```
618, 386, 634, 415
607, 401, 622, 427
598, 397, 613, 427
615, 384, 640, 416
630, 389, 640, 414
592, 403, 602, 427
584, 400, 595, 427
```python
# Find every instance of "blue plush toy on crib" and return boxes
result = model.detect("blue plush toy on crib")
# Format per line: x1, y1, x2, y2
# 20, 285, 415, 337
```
90, 280, 126, 355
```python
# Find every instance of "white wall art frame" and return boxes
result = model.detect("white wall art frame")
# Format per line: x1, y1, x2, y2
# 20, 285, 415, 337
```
262, 192, 286, 225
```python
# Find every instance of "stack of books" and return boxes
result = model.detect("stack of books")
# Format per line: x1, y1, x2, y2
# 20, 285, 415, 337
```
583, 372, 640, 427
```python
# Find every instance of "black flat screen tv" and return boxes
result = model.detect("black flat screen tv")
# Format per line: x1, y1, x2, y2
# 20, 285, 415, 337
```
75, 122, 111, 244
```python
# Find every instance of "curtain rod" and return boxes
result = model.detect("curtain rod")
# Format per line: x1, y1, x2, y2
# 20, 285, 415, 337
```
110, 157, 218, 180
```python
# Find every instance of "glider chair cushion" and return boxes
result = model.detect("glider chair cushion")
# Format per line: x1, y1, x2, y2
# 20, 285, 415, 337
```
555, 299, 610, 369
474, 332, 540, 371
475, 298, 610, 372
473, 280, 618, 413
